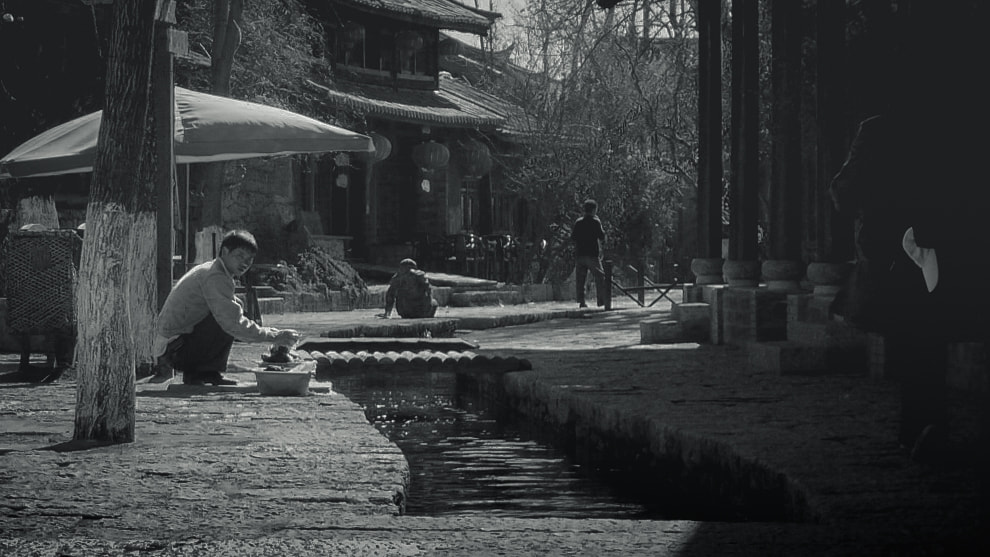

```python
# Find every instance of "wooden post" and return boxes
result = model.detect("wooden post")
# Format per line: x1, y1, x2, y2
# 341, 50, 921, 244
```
153, 1, 187, 308
637, 263, 645, 306
604, 259, 613, 311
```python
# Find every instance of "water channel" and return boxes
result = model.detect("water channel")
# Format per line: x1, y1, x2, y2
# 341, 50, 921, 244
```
330, 368, 667, 519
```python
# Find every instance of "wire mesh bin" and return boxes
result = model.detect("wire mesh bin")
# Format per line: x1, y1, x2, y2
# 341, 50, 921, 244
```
4, 230, 82, 336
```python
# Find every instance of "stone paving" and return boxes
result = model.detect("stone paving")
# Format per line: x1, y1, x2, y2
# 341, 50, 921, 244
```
1, 298, 987, 555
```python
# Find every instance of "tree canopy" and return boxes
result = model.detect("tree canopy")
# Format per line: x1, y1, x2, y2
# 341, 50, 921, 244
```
485, 0, 699, 282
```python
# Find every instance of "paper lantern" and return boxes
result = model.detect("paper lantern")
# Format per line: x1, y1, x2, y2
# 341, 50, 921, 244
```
360, 132, 392, 163
411, 140, 449, 173
459, 138, 492, 179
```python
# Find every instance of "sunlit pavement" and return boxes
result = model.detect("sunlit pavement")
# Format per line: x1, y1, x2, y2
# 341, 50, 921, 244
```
1, 297, 986, 555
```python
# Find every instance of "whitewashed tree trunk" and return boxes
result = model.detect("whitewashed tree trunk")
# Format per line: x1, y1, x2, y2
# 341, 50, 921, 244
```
13, 195, 59, 230
130, 212, 157, 373
74, 0, 159, 443
74, 203, 136, 442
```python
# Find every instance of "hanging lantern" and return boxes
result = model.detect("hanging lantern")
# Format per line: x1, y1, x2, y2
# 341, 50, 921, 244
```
396, 30, 425, 54
411, 140, 450, 173
360, 132, 392, 164
340, 21, 365, 47
334, 153, 351, 167
458, 138, 492, 179
335, 174, 349, 189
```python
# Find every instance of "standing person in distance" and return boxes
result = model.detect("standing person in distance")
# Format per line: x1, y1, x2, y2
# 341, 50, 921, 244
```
571, 198, 607, 308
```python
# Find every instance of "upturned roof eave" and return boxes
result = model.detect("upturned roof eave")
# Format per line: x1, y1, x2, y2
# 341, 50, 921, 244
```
336, 0, 494, 36
307, 79, 504, 130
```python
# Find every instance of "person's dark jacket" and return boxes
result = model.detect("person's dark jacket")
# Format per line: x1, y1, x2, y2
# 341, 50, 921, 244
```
385, 267, 437, 318
830, 114, 989, 338
572, 215, 605, 257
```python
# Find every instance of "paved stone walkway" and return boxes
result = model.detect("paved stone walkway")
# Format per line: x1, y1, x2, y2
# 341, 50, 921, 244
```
1, 298, 986, 555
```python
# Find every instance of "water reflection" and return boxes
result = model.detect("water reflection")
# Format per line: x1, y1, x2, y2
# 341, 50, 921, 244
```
332, 370, 660, 519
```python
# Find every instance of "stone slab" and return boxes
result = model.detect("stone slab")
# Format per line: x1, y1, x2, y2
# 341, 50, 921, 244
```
748, 340, 868, 376
449, 290, 523, 307
722, 287, 789, 346
947, 342, 988, 394
322, 319, 459, 339
640, 318, 682, 344
786, 320, 867, 347
705, 286, 727, 345
677, 302, 711, 342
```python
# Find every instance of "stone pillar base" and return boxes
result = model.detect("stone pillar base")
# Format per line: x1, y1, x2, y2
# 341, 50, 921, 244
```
761, 259, 804, 292
690, 257, 725, 285
807, 262, 852, 298
723, 259, 761, 287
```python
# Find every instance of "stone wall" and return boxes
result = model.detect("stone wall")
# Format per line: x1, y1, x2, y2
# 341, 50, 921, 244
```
222, 158, 300, 262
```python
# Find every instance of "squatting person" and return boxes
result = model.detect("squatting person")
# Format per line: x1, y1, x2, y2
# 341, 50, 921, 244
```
153, 229, 299, 385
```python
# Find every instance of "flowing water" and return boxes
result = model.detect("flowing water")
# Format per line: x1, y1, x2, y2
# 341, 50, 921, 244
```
331, 369, 664, 519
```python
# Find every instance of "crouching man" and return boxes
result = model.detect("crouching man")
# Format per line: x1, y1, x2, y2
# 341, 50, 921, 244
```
384, 258, 438, 319
153, 229, 299, 385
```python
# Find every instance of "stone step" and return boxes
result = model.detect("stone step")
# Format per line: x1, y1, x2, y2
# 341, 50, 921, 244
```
723, 287, 790, 345
321, 318, 460, 339
747, 340, 869, 376
787, 293, 836, 325
448, 290, 523, 307
948, 342, 988, 394
787, 320, 866, 346
867, 335, 988, 394
640, 318, 683, 344
671, 302, 711, 342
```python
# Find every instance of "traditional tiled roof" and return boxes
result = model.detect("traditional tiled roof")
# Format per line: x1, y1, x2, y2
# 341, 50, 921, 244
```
308, 76, 505, 129
336, 0, 498, 35
437, 77, 531, 138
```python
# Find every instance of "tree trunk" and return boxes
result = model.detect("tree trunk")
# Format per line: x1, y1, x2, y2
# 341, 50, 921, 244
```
13, 195, 60, 230
187, 0, 242, 262
74, 0, 159, 443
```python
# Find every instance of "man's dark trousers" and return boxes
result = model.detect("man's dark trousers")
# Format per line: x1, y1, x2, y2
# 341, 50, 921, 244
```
164, 313, 235, 378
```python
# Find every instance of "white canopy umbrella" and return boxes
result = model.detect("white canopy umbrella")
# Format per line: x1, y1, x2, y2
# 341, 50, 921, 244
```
0, 86, 374, 178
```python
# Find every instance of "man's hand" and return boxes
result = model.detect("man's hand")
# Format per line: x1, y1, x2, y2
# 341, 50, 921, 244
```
273, 329, 300, 347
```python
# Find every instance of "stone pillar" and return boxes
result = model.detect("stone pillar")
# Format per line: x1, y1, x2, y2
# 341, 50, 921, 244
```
806, 0, 854, 295
692, 0, 724, 286
725, 0, 760, 284
764, 0, 804, 293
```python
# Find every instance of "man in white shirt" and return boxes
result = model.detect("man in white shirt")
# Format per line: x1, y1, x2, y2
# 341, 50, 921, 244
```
153, 229, 299, 385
